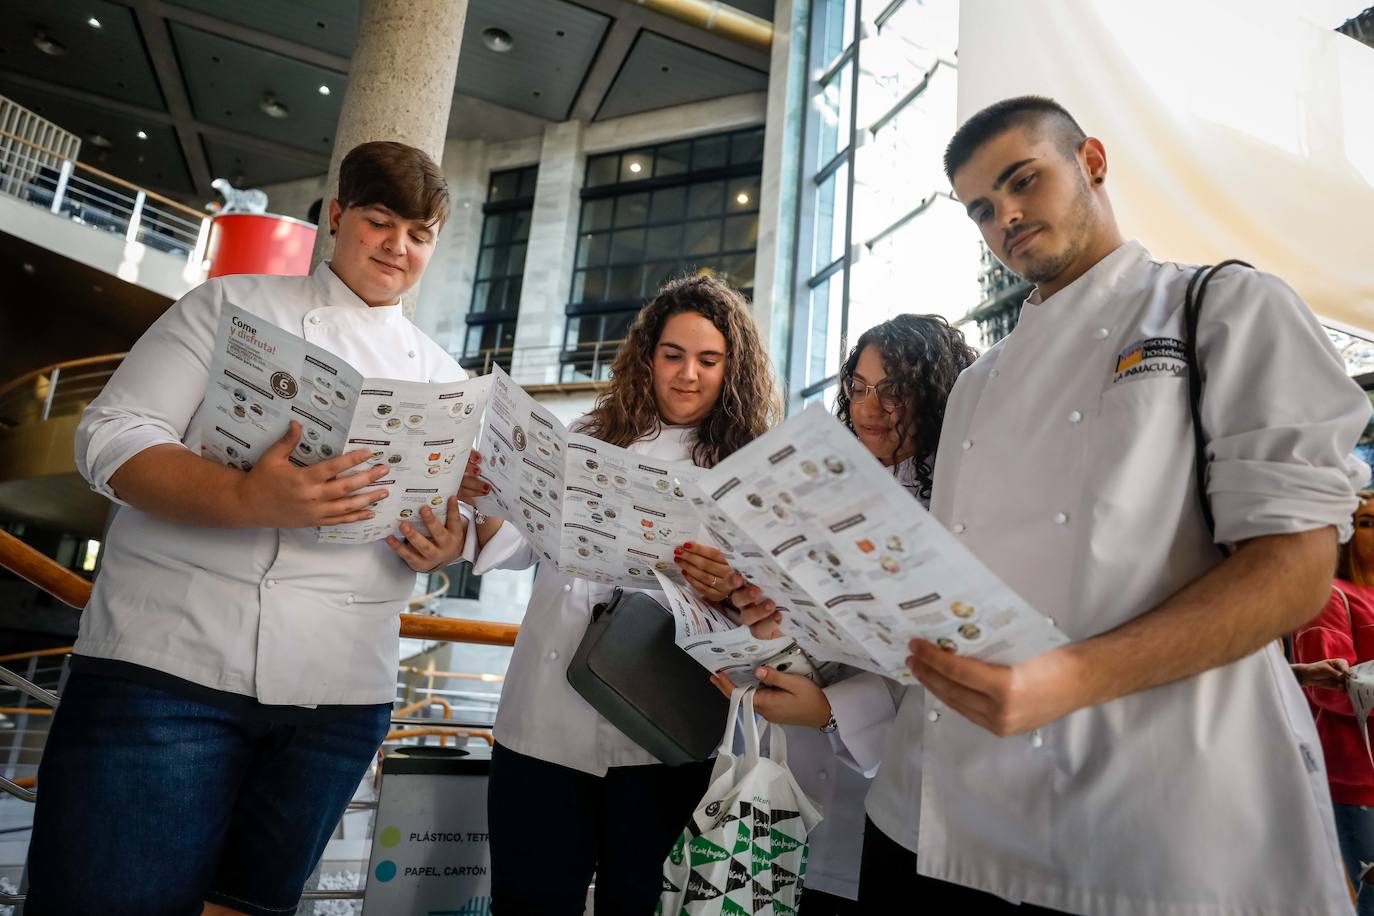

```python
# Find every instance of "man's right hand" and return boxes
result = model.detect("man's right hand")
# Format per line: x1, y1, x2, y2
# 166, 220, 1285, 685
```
237, 422, 390, 528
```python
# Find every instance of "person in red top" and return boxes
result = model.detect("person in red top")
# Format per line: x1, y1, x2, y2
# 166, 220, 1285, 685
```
1295, 488, 1374, 914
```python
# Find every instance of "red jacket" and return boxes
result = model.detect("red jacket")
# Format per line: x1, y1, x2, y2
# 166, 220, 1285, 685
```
1294, 580, 1374, 805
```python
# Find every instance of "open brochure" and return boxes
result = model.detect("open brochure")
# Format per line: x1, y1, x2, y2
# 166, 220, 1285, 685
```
202, 303, 491, 544
1349, 660, 1374, 766
474, 366, 703, 589
682, 405, 1069, 681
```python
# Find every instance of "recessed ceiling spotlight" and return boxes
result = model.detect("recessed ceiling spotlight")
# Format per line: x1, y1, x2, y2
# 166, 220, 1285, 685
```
21, 262, 35, 275
482, 27, 514, 53
736, 192, 750, 205
32, 31, 67, 56
88, 132, 112, 149
259, 93, 290, 118
318, 84, 330, 96
628, 161, 642, 174
87, 17, 101, 29
136, 130, 147, 140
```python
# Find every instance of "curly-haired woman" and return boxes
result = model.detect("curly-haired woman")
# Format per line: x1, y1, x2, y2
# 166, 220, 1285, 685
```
676, 314, 978, 913
461, 275, 782, 915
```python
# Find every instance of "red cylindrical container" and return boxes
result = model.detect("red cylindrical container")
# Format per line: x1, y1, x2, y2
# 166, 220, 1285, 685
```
205, 213, 317, 279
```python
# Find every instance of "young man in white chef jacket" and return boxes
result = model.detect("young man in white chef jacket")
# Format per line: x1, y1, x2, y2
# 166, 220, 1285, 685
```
861, 96, 1370, 915
25, 141, 479, 916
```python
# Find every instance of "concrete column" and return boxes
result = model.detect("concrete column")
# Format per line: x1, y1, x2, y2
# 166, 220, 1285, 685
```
310, 0, 468, 288
509, 120, 586, 385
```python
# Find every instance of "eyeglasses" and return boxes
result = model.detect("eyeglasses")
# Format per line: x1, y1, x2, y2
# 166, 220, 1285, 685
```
842, 375, 900, 411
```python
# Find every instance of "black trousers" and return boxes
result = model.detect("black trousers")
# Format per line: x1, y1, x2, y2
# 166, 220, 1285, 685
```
798, 888, 862, 915
859, 818, 1067, 914
487, 742, 713, 916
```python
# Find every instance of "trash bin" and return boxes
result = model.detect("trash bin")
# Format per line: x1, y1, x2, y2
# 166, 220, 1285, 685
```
362, 744, 493, 915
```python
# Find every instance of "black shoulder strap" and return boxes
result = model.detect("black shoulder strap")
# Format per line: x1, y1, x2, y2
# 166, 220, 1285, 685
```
1183, 259, 1253, 556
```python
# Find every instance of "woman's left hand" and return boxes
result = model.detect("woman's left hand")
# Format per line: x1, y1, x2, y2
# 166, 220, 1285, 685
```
675, 542, 738, 603
1291, 658, 1350, 689
385, 495, 467, 572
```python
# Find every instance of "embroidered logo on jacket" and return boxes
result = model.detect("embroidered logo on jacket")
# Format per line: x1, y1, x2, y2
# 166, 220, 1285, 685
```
1113, 337, 1187, 385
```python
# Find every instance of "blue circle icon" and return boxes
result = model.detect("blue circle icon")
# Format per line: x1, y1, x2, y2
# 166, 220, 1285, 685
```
375, 860, 397, 882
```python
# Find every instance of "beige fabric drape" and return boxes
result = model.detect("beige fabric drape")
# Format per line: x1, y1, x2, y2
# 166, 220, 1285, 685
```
957, 0, 1374, 333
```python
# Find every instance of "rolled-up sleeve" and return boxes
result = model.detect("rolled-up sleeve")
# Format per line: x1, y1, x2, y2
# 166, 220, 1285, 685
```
75, 281, 224, 504
1198, 269, 1371, 545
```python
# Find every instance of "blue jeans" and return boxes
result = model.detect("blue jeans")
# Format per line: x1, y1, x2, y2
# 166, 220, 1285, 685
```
24, 670, 390, 916
1335, 803, 1374, 916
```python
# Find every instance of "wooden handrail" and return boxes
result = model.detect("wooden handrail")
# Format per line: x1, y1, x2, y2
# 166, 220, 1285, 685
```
0, 127, 206, 220
0, 529, 519, 646
0, 352, 128, 404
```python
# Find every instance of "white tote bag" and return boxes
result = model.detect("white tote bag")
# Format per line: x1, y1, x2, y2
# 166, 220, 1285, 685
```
658, 687, 823, 916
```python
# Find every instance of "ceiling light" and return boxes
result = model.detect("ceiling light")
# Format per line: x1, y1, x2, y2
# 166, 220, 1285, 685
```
259, 94, 290, 118
736, 192, 750, 205
21, 262, 35, 275
482, 27, 514, 53
87, 17, 101, 29
136, 130, 147, 140
318, 85, 330, 96
33, 31, 67, 56
628, 161, 642, 174
88, 132, 112, 149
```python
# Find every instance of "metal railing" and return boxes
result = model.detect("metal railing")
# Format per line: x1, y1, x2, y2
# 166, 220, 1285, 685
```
461, 337, 624, 389
0, 353, 127, 430
0, 122, 210, 267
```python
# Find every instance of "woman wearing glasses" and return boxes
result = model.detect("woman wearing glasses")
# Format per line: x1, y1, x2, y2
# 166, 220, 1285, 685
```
676, 314, 978, 914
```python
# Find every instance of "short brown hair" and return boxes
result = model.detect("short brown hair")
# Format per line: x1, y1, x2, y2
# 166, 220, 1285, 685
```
337, 140, 450, 228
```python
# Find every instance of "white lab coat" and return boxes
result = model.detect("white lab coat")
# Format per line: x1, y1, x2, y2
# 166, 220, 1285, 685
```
867, 241, 1370, 915
73, 263, 474, 706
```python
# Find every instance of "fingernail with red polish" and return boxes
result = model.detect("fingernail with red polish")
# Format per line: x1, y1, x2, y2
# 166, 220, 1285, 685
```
684, 542, 694, 549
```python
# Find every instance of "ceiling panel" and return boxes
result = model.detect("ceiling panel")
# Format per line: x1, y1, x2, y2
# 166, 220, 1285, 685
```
164, 0, 361, 57
596, 31, 768, 121
0, 77, 192, 195
0, 0, 165, 110
202, 135, 327, 190
171, 23, 345, 154
455, 0, 611, 121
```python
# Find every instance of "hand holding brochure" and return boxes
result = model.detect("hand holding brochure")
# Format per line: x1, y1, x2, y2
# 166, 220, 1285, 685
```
1349, 660, 1374, 767
684, 405, 1068, 680
202, 304, 491, 543
474, 366, 703, 589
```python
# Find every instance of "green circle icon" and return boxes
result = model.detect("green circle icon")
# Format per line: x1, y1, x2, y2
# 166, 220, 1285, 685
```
380, 826, 401, 848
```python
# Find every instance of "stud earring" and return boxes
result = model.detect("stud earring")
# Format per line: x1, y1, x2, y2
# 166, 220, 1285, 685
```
329, 228, 336, 236
1094, 177, 1104, 185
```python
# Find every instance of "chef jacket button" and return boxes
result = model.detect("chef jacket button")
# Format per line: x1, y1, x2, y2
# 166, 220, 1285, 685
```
548, 650, 560, 661
408, 350, 417, 358
264, 578, 277, 589
952, 523, 966, 534
345, 594, 355, 605
1094, 327, 1109, 340
990, 368, 1000, 378
308, 314, 321, 326
1030, 730, 1044, 748
1068, 410, 1083, 424
1047, 616, 1056, 627
928, 710, 941, 723
817, 770, 829, 782
563, 583, 572, 592
961, 439, 972, 450
1053, 512, 1069, 525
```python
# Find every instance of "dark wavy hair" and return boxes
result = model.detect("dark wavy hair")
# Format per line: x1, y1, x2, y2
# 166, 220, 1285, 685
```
1339, 489, 1374, 586
834, 314, 978, 500
578, 275, 782, 468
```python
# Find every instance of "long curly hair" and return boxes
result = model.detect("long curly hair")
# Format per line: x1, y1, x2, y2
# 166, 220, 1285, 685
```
579, 275, 782, 468
834, 314, 978, 500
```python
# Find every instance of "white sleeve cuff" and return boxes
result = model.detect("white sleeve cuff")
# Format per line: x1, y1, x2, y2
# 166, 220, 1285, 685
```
472, 519, 538, 574
823, 672, 901, 776
452, 502, 477, 566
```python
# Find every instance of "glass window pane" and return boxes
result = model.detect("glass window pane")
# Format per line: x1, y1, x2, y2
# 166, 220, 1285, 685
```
487, 279, 507, 313
650, 187, 686, 223
731, 128, 765, 164
577, 232, 610, 268
482, 214, 505, 245
687, 181, 724, 219
812, 161, 849, 274
817, 0, 856, 66
807, 270, 846, 387
506, 242, 528, 276
655, 141, 690, 177
723, 214, 758, 251
581, 198, 614, 232
603, 311, 635, 345
489, 171, 519, 202
505, 277, 523, 311
516, 166, 539, 198
608, 265, 641, 300
573, 268, 606, 303
685, 218, 722, 256
645, 224, 682, 260
477, 247, 495, 280
565, 317, 581, 349
586, 154, 619, 188
726, 177, 761, 213
815, 61, 853, 167
619, 150, 652, 182
464, 324, 485, 356
614, 192, 650, 227
643, 260, 679, 297
610, 228, 646, 263
692, 134, 729, 171
499, 322, 517, 351
472, 280, 491, 313
720, 253, 756, 291
510, 210, 531, 242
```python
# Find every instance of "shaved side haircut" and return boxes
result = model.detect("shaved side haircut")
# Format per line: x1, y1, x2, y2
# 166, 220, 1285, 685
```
943, 96, 1087, 181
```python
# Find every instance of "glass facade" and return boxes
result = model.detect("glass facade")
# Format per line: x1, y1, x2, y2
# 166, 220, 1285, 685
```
462, 165, 538, 372
562, 129, 765, 381
790, 0, 983, 408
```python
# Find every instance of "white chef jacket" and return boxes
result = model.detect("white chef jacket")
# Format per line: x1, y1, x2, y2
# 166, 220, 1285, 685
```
73, 263, 475, 706
476, 422, 705, 776
867, 241, 1370, 915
